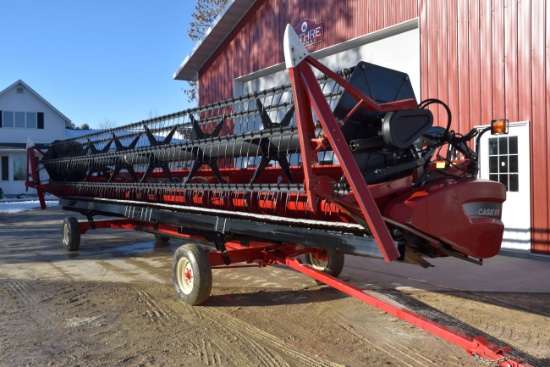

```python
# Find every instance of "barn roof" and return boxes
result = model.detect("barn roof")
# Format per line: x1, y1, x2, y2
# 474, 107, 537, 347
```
173, 0, 256, 81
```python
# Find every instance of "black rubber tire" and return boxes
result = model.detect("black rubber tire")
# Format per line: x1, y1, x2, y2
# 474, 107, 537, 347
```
304, 250, 345, 278
62, 217, 80, 252
154, 234, 170, 243
172, 243, 212, 306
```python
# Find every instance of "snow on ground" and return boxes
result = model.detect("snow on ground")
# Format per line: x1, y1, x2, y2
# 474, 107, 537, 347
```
0, 195, 59, 214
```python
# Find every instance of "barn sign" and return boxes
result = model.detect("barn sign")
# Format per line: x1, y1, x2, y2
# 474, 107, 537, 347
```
293, 19, 323, 47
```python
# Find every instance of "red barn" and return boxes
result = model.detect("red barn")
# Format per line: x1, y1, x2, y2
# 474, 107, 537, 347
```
174, 0, 549, 257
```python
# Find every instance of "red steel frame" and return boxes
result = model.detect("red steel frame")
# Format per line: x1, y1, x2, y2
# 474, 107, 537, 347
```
76, 217, 530, 366
286, 49, 528, 366
26, 145, 48, 210
25, 122, 531, 366
287, 54, 422, 263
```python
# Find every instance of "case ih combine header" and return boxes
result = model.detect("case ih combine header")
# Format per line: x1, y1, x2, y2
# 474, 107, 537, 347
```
27, 26, 529, 366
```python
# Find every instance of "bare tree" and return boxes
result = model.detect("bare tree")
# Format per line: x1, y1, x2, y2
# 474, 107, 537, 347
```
99, 119, 117, 130
183, 0, 229, 103
183, 80, 198, 104
187, 0, 229, 41
148, 109, 158, 119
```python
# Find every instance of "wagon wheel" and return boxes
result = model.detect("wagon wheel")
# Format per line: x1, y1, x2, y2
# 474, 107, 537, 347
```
304, 249, 345, 277
62, 217, 80, 252
172, 243, 212, 305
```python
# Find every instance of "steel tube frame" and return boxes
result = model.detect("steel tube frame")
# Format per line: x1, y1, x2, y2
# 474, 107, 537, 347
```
273, 253, 531, 367
58, 202, 531, 366
288, 55, 400, 262
78, 215, 529, 366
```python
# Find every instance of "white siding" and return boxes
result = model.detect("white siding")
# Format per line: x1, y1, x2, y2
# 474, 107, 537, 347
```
0, 84, 66, 144
0, 82, 69, 196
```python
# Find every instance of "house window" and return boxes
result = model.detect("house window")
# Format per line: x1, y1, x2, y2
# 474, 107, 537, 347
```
15, 112, 25, 128
1, 156, 8, 181
37, 112, 44, 129
13, 156, 26, 181
27, 112, 37, 128
1, 110, 39, 129
488, 136, 519, 192
17, 87, 24, 94
2, 111, 14, 127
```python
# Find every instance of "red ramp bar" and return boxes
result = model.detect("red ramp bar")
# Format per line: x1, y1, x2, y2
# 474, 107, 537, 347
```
279, 254, 532, 367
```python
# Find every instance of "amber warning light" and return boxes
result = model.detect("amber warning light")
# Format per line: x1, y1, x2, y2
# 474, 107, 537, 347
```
491, 119, 509, 135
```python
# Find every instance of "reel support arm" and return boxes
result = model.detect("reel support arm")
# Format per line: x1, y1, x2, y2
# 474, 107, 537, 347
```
284, 25, 400, 263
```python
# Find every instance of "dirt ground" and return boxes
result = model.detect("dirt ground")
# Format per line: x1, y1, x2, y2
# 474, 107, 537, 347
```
1, 207, 549, 367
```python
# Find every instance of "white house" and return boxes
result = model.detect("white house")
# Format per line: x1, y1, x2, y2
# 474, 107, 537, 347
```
0, 80, 70, 196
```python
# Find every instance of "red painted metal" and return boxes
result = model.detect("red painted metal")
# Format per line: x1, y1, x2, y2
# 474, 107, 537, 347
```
446, 0, 459, 132
546, 0, 550, 256
288, 66, 318, 210
279, 254, 533, 367
491, 2, 505, 120
530, 0, 549, 254
77, 219, 206, 243
480, 0, 493, 125
384, 178, 506, 258
503, 0, 518, 122
469, 0, 482, 128
288, 55, 402, 262
155, 239, 531, 367
65, 212, 531, 366
26, 146, 47, 210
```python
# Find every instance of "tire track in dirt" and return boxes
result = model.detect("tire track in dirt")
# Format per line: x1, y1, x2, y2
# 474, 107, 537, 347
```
6, 280, 40, 306
132, 285, 340, 367
0, 280, 64, 366
304, 288, 479, 367
124, 285, 283, 367
195, 305, 342, 366
190, 311, 274, 363
448, 292, 550, 359
0, 282, 20, 360
207, 287, 372, 366
135, 289, 175, 323
157, 300, 288, 366
198, 338, 224, 366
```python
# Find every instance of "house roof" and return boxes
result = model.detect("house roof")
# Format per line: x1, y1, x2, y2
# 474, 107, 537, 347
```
0, 79, 72, 126
173, 0, 256, 81
0, 143, 27, 149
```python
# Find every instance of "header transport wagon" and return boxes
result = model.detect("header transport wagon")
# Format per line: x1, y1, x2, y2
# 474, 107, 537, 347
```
26, 26, 528, 366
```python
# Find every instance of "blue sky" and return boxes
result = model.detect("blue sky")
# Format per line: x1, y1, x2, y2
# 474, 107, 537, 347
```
1, 0, 197, 128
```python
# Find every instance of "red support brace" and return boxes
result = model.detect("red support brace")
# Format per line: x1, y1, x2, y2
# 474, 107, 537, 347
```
288, 55, 400, 262
278, 255, 532, 367
26, 146, 47, 209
